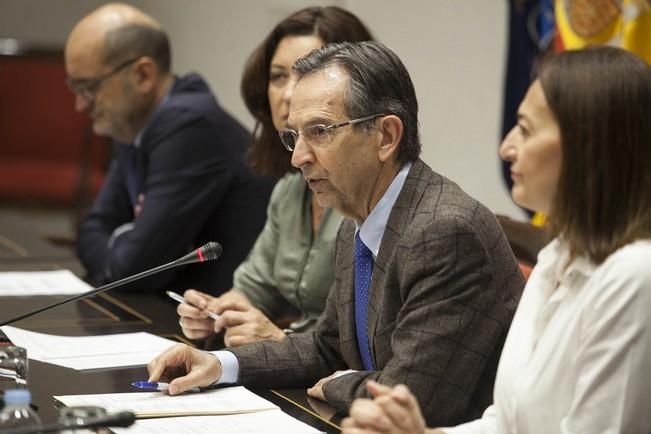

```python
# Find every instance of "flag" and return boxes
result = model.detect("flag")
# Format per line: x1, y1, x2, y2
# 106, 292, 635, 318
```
555, 0, 651, 64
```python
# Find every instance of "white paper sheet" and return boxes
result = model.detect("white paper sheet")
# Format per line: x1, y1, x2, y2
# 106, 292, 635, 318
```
0, 326, 176, 370
0, 270, 93, 296
111, 411, 324, 434
55, 387, 279, 417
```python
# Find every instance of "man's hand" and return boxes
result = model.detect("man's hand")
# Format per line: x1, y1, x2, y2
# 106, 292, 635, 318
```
341, 381, 429, 434
307, 371, 348, 401
147, 344, 222, 395
213, 301, 286, 347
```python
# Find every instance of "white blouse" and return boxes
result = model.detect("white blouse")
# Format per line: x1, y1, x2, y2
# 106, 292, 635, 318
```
445, 238, 651, 434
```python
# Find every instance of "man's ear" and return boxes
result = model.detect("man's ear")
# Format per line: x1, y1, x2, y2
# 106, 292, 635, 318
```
131, 57, 158, 94
377, 115, 403, 163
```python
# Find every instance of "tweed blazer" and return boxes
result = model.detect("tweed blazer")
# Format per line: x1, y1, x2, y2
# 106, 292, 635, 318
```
229, 159, 525, 427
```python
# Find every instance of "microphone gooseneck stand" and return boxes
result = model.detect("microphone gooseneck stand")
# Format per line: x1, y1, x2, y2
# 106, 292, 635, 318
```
0, 241, 222, 327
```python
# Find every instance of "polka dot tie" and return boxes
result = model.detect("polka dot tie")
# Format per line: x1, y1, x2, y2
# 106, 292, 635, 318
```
354, 232, 375, 371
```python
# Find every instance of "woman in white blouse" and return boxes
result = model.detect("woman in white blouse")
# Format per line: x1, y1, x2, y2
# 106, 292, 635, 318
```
341, 46, 651, 434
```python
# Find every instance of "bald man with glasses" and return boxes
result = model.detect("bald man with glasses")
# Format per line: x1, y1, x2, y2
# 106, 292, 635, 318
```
66, 3, 272, 293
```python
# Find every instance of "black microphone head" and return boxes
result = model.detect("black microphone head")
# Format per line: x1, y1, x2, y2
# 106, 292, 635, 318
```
174, 242, 223, 266
201, 241, 223, 261
80, 411, 136, 430
105, 411, 136, 428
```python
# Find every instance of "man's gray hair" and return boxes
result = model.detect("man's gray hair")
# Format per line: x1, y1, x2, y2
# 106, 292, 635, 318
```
293, 41, 420, 163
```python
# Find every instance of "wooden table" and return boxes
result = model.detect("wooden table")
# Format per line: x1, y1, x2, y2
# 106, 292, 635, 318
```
0, 210, 341, 432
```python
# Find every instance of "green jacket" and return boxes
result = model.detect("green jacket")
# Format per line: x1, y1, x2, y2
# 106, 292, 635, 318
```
233, 172, 342, 332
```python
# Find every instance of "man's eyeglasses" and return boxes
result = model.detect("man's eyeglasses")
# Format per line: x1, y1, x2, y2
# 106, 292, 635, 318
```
279, 113, 385, 152
65, 57, 140, 103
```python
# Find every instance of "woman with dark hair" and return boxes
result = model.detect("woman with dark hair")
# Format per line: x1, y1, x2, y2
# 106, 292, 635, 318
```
242, 6, 375, 179
341, 46, 651, 433
177, 7, 373, 347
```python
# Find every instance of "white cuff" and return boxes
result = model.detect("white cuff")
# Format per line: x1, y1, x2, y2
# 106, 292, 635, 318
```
211, 350, 239, 384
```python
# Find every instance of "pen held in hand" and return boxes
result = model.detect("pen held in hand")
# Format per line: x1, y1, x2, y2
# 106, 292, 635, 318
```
165, 290, 220, 320
131, 381, 201, 393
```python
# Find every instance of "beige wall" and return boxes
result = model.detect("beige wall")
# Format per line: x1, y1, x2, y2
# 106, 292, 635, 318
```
0, 0, 524, 218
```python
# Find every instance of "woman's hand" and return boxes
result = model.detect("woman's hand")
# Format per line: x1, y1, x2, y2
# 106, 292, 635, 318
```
341, 381, 429, 434
212, 300, 286, 347
176, 289, 217, 339
177, 289, 251, 340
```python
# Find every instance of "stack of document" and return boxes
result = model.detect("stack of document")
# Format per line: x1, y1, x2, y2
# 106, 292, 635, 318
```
0, 326, 176, 370
0, 270, 93, 296
55, 387, 278, 417
56, 387, 324, 433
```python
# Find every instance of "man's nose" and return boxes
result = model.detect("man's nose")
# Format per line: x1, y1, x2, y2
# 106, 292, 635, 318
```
290, 135, 315, 169
74, 93, 91, 113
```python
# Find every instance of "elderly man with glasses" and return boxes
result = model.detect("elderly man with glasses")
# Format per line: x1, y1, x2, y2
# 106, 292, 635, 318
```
147, 41, 525, 427
65, 3, 272, 293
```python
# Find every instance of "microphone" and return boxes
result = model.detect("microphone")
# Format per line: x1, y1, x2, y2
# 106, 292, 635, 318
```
0, 242, 222, 327
174, 241, 222, 266
0, 411, 136, 433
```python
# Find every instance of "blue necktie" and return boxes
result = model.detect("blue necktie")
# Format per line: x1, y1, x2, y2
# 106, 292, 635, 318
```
354, 232, 375, 370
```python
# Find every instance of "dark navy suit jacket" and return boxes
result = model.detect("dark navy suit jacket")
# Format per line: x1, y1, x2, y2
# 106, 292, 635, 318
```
77, 74, 273, 293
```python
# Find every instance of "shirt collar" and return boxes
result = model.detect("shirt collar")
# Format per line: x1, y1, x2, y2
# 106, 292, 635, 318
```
539, 238, 595, 278
535, 238, 596, 303
356, 161, 412, 258
133, 79, 174, 147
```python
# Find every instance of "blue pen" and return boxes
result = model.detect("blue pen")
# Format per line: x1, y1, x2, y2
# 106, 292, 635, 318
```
131, 381, 200, 393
